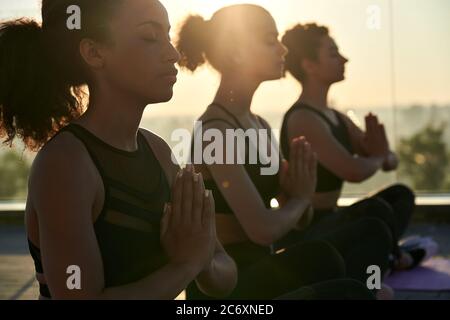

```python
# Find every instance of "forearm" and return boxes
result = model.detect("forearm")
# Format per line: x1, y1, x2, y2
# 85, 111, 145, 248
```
347, 155, 384, 182
195, 251, 237, 298
98, 262, 200, 300
265, 197, 311, 242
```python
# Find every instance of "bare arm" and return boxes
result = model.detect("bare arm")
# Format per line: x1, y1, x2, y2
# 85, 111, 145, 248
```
287, 110, 384, 183
140, 129, 237, 298
203, 121, 312, 246
30, 135, 203, 300
195, 239, 237, 298
340, 112, 398, 171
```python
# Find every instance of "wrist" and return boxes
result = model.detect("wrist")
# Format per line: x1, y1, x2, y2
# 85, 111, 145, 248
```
168, 260, 204, 279
199, 258, 216, 277
371, 155, 385, 168
290, 195, 312, 207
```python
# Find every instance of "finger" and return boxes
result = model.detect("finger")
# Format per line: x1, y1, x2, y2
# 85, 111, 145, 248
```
296, 138, 306, 179
289, 138, 298, 179
367, 116, 377, 136
380, 124, 388, 142
160, 203, 171, 239
171, 169, 183, 227
309, 150, 318, 175
202, 190, 215, 230
303, 140, 311, 175
181, 164, 194, 225
372, 115, 380, 126
378, 124, 388, 147
191, 172, 203, 228
366, 113, 374, 131
280, 159, 288, 184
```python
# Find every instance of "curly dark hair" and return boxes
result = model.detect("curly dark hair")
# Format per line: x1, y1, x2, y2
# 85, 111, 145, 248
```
0, 0, 123, 151
282, 23, 329, 82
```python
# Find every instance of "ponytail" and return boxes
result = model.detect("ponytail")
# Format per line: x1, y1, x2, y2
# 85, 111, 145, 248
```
176, 15, 210, 72
0, 18, 83, 151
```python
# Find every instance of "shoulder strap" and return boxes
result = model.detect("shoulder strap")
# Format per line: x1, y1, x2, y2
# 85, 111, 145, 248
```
209, 103, 245, 128
201, 118, 238, 129
57, 124, 108, 182
292, 103, 336, 128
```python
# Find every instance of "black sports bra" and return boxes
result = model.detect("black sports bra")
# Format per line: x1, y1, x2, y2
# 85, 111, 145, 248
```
280, 103, 354, 193
28, 123, 171, 298
192, 103, 281, 215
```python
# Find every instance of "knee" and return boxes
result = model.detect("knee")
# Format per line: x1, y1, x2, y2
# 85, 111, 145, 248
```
334, 279, 376, 300
300, 240, 346, 279
363, 198, 395, 221
386, 184, 416, 205
357, 217, 394, 254
315, 240, 347, 279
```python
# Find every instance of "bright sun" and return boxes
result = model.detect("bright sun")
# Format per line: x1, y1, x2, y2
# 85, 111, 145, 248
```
189, 0, 272, 17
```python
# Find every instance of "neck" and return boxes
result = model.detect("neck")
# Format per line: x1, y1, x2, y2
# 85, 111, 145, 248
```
213, 73, 261, 116
298, 78, 331, 110
74, 82, 146, 152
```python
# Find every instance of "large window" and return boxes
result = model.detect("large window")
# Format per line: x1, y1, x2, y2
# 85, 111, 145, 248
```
1, 0, 449, 202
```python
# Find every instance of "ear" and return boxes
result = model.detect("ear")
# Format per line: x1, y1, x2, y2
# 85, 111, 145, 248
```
79, 38, 107, 69
301, 58, 317, 77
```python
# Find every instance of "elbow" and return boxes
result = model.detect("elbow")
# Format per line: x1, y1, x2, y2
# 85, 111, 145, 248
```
205, 274, 238, 298
246, 228, 277, 247
345, 171, 367, 183
342, 166, 370, 183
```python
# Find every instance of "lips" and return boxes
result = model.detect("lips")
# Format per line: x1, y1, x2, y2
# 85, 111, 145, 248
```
160, 68, 178, 83
161, 69, 178, 77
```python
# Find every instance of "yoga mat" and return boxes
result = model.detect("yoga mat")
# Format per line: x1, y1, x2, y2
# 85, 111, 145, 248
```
385, 257, 450, 291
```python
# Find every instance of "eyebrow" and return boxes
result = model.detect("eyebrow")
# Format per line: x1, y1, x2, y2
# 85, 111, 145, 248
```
137, 20, 171, 32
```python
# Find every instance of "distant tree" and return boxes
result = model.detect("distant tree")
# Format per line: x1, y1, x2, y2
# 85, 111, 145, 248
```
397, 123, 449, 192
0, 149, 31, 200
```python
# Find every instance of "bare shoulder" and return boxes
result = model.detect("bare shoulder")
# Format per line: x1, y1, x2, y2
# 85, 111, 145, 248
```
30, 131, 98, 188
28, 130, 100, 221
335, 110, 362, 131
138, 127, 179, 186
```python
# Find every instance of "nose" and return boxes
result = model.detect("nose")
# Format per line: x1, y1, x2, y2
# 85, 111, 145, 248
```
341, 54, 349, 64
166, 41, 181, 64
279, 41, 289, 58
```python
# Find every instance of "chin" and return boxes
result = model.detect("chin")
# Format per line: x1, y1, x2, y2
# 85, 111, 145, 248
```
146, 90, 174, 104
265, 71, 283, 81
158, 91, 174, 103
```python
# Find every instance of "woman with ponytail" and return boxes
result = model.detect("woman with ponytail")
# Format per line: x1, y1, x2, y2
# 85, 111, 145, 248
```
0, 0, 237, 299
177, 4, 391, 300
280, 23, 417, 272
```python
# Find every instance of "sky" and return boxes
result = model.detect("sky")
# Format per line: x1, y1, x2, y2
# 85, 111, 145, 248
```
1, 0, 449, 117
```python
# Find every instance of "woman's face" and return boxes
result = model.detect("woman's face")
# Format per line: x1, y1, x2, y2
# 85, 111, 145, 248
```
99, 0, 180, 104
237, 13, 288, 82
309, 36, 348, 85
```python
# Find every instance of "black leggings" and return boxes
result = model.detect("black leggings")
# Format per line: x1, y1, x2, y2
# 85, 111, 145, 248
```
186, 240, 374, 300
314, 184, 415, 258
276, 217, 392, 285
277, 279, 375, 300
